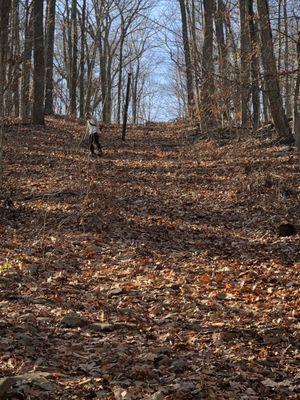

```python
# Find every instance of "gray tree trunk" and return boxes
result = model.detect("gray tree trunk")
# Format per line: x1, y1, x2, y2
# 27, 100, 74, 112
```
70, 0, 77, 116
178, 0, 194, 113
11, 0, 20, 117
45, 0, 56, 115
248, 0, 260, 130
0, 0, 11, 116
79, 0, 86, 118
239, 0, 250, 127
202, 0, 215, 126
283, 0, 291, 118
294, 31, 300, 151
20, 0, 33, 122
32, 0, 45, 124
256, 0, 293, 143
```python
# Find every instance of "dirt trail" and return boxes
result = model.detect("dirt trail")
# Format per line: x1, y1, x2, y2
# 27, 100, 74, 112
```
0, 117, 299, 399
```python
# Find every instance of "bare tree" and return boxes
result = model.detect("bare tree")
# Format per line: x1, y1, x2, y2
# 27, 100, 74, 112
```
202, 0, 215, 126
178, 0, 194, 112
256, 0, 293, 143
0, 0, 12, 116
45, 0, 56, 115
70, 0, 77, 116
294, 30, 300, 151
248, 0, 260, 130
79, 0, 86, 118
239, 0, 250, 127
20, 0, 33, 122
32, 0, 45, 124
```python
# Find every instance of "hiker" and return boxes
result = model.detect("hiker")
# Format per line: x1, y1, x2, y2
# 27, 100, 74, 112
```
86, 112, 103, 157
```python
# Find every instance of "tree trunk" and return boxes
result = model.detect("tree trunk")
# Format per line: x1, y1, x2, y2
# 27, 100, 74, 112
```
117, 17, 125, 124
178, 0, 194, 113
248, 0, 260, 130
45, 0, 56, 115
32, 0, 45, 124
70, 0, 77, 116
256, 0, 293, 143
0, 0, 11, 187
0, 0, 11, 116
79, 0, 86, 118
186, 0, 201, 110
277, 0, 282, 71
239, 0, 250, 127
202, 0, 215, 126
215, 0, 229, 126
11, 0, 20, 117
283, 0, 291, 118
294, 31, 300, 151
20, 0, 33, 122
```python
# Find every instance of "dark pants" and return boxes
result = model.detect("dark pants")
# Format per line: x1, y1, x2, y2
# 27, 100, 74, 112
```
89, 132, 102, 155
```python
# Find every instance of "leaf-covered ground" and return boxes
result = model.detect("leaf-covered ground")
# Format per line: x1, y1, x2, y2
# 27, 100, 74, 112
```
0, 117, 299, 399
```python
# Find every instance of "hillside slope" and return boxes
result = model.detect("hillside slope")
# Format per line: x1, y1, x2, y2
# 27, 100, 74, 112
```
0, 117, 299, 399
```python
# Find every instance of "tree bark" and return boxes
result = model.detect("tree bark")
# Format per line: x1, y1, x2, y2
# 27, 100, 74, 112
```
0, 0, 12, 116
117, 27, 125, 124
215, 0, 229, 125
294, 31, 300, 151
10, 0, 20, 117
32, 0, 45, 124
20, 0, 33, 122
79, 0, 86, 118
283, 0, 291, 118
256, 0, 293, 143
202, 0, 215, 126
248, 0, 260, 130
70, 0, 77, 116
239, 0, 250, 127
45, 0, 56, 115
178, 0, 194, 113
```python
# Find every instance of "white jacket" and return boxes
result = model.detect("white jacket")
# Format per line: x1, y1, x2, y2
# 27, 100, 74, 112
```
86, 116, 98, 135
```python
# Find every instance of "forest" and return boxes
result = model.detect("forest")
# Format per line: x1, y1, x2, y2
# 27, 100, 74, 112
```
0, 0, 299, 399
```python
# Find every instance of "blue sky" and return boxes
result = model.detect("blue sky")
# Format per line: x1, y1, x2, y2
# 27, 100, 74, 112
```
144, 0, 182, 121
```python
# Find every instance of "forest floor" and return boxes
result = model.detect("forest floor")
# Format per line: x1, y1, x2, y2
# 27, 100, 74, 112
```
0, 117, 299, 400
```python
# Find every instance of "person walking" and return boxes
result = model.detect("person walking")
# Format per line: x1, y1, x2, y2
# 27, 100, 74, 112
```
86, 112, 103, 157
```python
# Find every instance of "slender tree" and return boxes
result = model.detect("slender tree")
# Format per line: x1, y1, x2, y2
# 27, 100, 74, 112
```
20, 0, 33, 122
178, 0, 194, 113
248, 0, 260, 130
79, 0, 86, 118
294, 31, 300, 151
0, 0, 12, 116
239, 0, 250, 127
11, 0, 20, 117
70, 0, 78, 116
32, 0, 45, 124
256, 0, 293, 142
202, 0, 215, 125
45, 0, 56, 115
